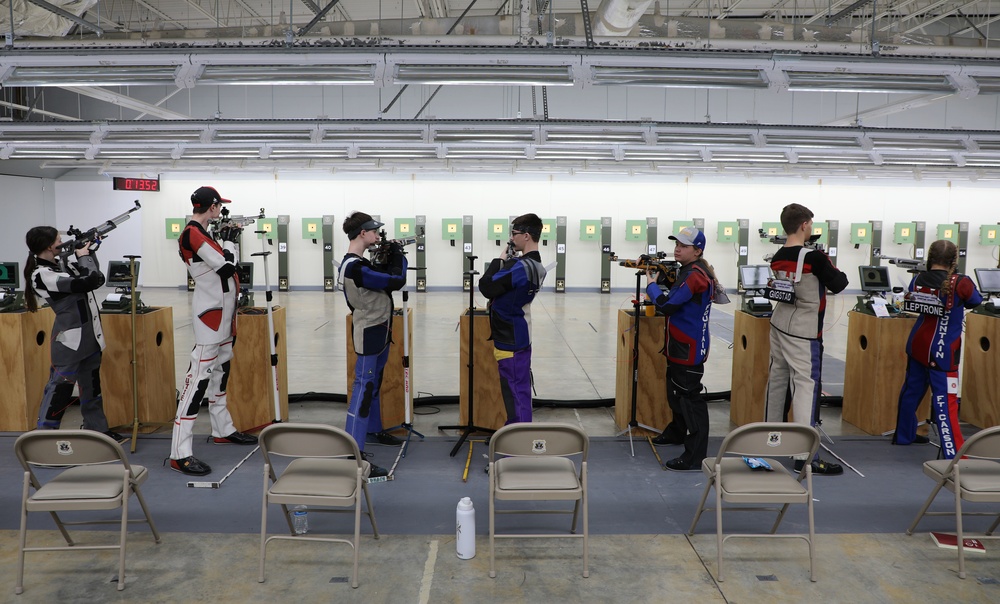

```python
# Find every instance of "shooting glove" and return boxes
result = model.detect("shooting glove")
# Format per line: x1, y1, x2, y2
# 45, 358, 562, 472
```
220, 225, 242, 243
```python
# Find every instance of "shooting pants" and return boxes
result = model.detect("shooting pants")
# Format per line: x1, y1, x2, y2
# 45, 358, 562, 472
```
171, 338, 237, 460
496, 345, 532, 424
895, 357, 964, 459
346, 346, 388, 453
37, 350, 109, 433
765, 328, 823, 461
664, 362, 709, 466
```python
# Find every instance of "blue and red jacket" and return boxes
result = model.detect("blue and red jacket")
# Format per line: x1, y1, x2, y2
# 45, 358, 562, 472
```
646, 259, 713, 366
906, 270, 982, 371
479, 251, 546, 352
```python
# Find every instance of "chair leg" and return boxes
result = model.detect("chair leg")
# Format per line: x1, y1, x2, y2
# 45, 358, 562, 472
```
688, 479, 713, 536
986, 513, 1000, 537
259, 468, 269, 583
716, 483, 724, 582
17, 475, 29, 595
361, 482, 380, 539
807, 466, 816, 582
131, 485, 161, 544
117, 487, 128, 591
955, 468, 966, 579
770, 503, 792, 534
582, 492, 589, 579
352, 479, 362, 589
489, 473, 497, 579
570, 500, 580, 535
906, 481, 945, 535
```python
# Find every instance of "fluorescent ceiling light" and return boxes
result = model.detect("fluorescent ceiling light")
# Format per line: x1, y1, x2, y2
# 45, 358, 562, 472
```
590, 66, 767, 89
5, 66, 178, 87
786, 72, 954, 94
199, 65, 377, 85
393, 65, 574, 86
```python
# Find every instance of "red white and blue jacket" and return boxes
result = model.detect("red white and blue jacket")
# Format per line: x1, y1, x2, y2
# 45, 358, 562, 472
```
905, 270, 982, 371
646, 259, 713, 366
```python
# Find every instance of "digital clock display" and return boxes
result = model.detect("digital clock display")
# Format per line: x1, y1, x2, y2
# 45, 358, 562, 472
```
113, 176, 160, 192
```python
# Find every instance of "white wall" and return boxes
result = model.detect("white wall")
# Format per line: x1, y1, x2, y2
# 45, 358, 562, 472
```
4, 171, 994, 294
0, 175, 56, 284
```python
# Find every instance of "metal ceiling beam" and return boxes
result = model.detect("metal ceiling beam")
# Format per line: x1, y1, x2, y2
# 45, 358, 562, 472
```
297, 0, 343, 36
823, 0, 876, 26
25, 0, 105, 36
898, 0, 981, 35
821, 93, 953, 126
130, 0, 188, 29
60, 86, 191, 119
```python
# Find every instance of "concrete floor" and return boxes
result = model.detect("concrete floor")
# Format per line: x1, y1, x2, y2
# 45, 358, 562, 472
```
6, 288, 997, 602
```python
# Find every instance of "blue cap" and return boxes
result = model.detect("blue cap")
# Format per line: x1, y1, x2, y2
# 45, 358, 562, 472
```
669, 226, 706, 251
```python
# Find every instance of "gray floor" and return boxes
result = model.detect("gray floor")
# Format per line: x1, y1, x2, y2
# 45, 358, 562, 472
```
5, 288, 998, 602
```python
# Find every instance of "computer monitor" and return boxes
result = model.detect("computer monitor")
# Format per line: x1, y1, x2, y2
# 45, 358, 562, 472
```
859, 265, 891, 293
106, 260, 138, 289
739, 265, 772, 290
975, 268, 1000, 295
0, 261, 19, 289
236, 262, 253, 288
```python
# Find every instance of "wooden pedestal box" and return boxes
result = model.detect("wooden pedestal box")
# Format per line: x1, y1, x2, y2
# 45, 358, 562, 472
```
100, 307, 176, 432
228, 306, 289, 431
458, 310, 507, 431
346, 308, 413, 431
0, 308, 55, 431
614, 309, 671, 436
730, 311, 772, 427
843, 311, 930, 435
960, 312, 1000, 429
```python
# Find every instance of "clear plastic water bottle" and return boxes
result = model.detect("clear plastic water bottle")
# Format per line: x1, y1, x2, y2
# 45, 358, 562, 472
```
456, 497, 475, 559
292, 505, 308, 534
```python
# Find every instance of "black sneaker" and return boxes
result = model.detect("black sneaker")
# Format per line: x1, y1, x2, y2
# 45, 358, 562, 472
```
663, 457, 699, 472
794, 458, 843, 475
169, 456, 212, 476
367, 462, 390, 478
366, 431, 403, 446
103, 431, 129, 444
213, 431, 258, 445
652, 432, 683, 446
892, 434, 930, 445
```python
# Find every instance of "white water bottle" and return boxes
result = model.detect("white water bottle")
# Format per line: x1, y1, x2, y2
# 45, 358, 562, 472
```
292, 505, 309, 534
456, 497, 476, 559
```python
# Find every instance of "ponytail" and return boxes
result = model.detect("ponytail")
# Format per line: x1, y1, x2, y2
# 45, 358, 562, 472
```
24, 226, 59, 313
23, 253, 39, 312
927, 239, 959, 310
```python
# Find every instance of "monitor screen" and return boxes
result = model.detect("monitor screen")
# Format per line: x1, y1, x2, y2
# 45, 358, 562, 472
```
859, 265, 891, 293
0, 261, 19, 289
236, 262, 253, 287
739, 265, 772, 290
106, 260, 138, 288
975, 268, 1000, 295
0, 262, 21, 289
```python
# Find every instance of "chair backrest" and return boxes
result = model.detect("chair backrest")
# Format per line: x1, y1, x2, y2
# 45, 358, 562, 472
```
15, 430, 130, 471
950, 425, 1000, 463
490, 423, 588, 460
713, 422, 820, 461
259, 423, 361, 463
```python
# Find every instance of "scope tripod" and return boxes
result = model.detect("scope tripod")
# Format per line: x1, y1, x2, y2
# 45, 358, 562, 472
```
118, 254, 170, 452
616, 270, 659, 456
439, 255, 496, 457
384, 290, 425, 461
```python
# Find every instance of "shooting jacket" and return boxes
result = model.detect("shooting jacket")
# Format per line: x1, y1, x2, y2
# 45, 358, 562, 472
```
31, 255, 106, 366
179, 220, 239, 344
646, 259, 713, 366
906, 270, 982, 371
769, 245, 849, 340
339, 251, 407, 356
479, 251, 546, 352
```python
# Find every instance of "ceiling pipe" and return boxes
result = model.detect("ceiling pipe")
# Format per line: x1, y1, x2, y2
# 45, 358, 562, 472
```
591, 0, 655, 36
